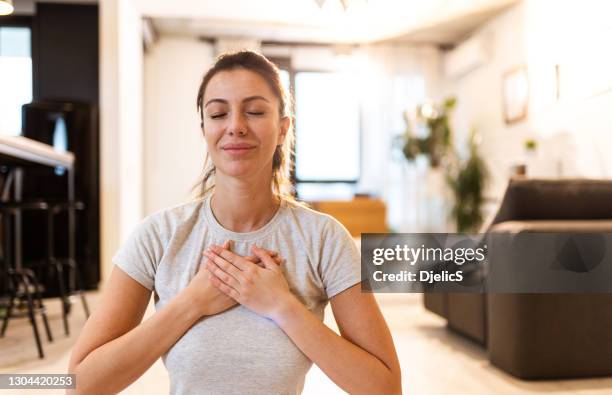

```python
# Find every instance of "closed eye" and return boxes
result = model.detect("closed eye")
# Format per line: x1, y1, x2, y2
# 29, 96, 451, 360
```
246, 111, 265, 116
210, 113, 227, 119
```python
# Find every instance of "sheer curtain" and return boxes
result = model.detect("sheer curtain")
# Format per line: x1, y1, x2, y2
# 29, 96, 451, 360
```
355, 44, 448, 232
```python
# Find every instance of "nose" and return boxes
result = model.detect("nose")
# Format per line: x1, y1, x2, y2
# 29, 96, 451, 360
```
228, 112, 247, 137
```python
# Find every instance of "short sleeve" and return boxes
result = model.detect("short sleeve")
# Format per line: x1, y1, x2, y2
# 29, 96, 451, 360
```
319, 217, 362, 299
112, 214, 165, 291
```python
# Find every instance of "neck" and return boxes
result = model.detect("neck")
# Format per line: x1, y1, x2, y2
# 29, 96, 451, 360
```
210, 175, 280, 233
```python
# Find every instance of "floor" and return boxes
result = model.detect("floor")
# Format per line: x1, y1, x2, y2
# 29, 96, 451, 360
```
1, 292, 611, 394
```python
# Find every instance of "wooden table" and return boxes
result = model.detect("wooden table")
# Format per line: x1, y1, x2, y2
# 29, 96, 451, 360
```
310, 197, 388, 237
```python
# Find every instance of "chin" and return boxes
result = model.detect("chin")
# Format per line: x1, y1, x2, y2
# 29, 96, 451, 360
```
217, 162, 260, 178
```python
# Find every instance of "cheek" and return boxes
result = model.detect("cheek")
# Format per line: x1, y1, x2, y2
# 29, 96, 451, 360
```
203, 124, 222, 145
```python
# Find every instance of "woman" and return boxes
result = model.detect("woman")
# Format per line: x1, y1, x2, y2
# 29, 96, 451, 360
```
68, 50, 401, 395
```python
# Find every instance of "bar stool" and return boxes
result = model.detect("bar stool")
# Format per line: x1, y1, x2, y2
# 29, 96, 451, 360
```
0, 200, 90, 354
47, 201, 90, 335
0, 201, 54, 358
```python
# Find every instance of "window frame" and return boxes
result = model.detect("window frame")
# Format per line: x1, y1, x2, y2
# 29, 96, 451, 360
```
270, 61, 362, 185
0, 15, 32, 28
0, 16, 34, 137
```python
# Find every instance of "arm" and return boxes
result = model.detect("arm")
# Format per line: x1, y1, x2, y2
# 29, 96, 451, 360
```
67, 267, 204, 395
206, 245, 402, 395
275, 285, 401, 394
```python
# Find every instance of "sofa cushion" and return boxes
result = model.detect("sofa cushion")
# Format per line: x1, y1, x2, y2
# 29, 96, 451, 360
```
490, 179, 612, 227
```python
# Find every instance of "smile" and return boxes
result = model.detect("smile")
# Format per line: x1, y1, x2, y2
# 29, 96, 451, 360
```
221, 143, 256, 155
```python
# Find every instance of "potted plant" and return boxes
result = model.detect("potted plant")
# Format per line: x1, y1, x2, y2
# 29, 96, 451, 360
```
396, 97, 488, 232
446, 131, 488, 233
398, 97, 456, 168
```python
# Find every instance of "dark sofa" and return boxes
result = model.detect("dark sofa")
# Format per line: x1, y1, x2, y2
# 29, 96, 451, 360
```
423, 178, 612, 379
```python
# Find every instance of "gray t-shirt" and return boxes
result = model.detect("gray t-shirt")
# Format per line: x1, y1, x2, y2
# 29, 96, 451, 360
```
112, 194, 361, 395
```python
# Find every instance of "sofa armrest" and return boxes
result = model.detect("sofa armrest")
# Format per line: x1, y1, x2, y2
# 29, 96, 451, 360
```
490, 220, 612, 233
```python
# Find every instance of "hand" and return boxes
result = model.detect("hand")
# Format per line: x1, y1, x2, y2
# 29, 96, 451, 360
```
184, 240, 237, 318
204, 244, 296, 322
243, 249, 285, 268
184, 241, 284, 319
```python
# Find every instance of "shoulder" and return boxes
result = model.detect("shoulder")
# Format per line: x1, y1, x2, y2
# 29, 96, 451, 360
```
137, 198, 206, 238
282, 198, 353, 241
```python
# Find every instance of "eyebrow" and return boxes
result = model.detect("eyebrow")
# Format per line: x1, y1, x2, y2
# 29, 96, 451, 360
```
204, 95, 270, 107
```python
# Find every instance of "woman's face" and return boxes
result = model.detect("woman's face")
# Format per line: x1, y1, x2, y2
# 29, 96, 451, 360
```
202, 68, 289, 182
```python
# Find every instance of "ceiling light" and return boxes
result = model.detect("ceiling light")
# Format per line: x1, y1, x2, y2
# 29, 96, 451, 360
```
0, 0, 14, 16
315, 0, 365, 12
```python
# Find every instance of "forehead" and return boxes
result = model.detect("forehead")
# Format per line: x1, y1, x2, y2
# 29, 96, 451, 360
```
204, 68, 277, 103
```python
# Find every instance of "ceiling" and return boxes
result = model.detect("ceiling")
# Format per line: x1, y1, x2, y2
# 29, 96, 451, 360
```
149, 0, 519, 46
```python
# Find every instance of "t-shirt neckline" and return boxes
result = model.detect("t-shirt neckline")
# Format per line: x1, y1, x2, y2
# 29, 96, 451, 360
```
204, 193, 286, 242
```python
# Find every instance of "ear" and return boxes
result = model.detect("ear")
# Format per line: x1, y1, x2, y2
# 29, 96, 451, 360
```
278, 116, 290, 146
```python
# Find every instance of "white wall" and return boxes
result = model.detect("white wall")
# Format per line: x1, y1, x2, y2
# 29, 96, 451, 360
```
443, 0, 612, 202
100, 0, 144, 281
354, 45, 445, 232
442, 3, 529, 199
143, 37, 214, 214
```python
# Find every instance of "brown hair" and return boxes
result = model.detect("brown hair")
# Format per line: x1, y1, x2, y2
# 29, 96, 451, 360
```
194, 50, 296, 201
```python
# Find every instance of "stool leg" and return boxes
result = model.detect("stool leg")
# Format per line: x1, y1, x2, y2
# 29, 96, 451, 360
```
21, 272, 44, 359
1, 275, 16, 337
48, 210, 70, 336
40, 301, 53, 343
68, 259, 90, 318
54, 261, 70, 336
0, 296, 14, 336
24, 269, 53, 343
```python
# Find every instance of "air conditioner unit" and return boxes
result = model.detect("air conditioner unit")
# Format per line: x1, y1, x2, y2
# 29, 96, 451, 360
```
444, 33, 492, 79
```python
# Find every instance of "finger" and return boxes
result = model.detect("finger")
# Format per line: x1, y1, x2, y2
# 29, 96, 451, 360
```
208, 272, 240, 300
263, 249, 278, 258
251, 245, 279, 271
244, 255, 282, 268
209, 245, 250, 271
201, 240, 230, 265
244, 255, 261, 264
204, 251, 245, 286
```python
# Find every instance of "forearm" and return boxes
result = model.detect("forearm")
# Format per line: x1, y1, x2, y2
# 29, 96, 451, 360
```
69, 292, 201, 395
274, 298, 400, 395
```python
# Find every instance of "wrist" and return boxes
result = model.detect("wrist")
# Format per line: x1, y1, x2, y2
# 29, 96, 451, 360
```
270, 293, 304, 326
177, 288, 207, 322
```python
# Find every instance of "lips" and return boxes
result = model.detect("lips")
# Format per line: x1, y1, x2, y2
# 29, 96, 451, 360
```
221, 143, 256, 154
222, 143, 256, 149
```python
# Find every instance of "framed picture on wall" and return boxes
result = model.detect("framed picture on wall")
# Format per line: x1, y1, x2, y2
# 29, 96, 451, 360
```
502, 66, 529, 124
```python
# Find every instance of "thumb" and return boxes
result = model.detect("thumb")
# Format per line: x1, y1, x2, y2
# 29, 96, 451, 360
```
223, 239, 232, 250
252, 245, 278, 271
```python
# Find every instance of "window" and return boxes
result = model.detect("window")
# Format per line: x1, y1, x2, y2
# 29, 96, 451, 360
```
294, 71, 360, 183
270, 56, 362, 200
0, 25, 32, 136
